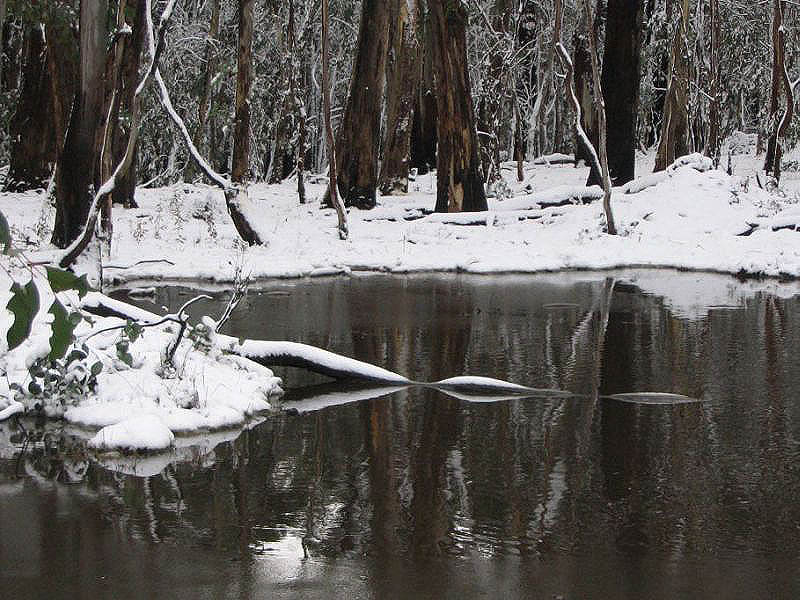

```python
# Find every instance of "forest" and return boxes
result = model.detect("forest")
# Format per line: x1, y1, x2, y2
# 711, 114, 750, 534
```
0, 0, 795, 253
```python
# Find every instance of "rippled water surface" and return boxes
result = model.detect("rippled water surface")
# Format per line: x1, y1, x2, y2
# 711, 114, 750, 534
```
3, 272, 800, 599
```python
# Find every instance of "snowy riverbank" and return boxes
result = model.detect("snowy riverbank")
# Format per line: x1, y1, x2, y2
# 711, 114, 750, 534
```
5, 150, 800, 284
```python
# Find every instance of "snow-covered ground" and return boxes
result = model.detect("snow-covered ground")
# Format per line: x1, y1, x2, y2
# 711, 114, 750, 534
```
3, 143, 800, 455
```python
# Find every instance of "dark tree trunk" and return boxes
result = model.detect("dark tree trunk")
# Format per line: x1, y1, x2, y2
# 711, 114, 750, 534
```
0, 0, 6, 91
598, 0, 644, 186
113, 0, 147, 208
379, 0, 420, 196
429, 0, 487, 213
232, 0, 254, 184
5, 25, 56, 191
410, 6, 437, 175
333, 0, 391, 209
52, 0, 107, 248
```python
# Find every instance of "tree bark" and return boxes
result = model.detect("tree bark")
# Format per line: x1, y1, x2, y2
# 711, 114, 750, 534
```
580, 0, 616, 235
113, 0, 147, 208
322, 0, 348, 238
332, 0, 391, 209
410, 8, 437, 175
379, 0, 420, 196
654, 0, 690, 172
598, 0, 644, 185
0, 0, 5, 92
706, 0, 721, 167
5, 25, 56, 191
232, 0, 254, 184
52, 0, 107, 249
573, 30, 598, 177
429, 0, 487, 213
185, 0, 221, 183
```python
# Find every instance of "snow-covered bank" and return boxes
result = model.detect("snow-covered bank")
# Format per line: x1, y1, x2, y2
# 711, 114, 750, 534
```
5, 152, 800, 283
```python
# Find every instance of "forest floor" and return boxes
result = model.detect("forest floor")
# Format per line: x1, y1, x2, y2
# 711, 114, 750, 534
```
6, 143, 800, 285
3, 140, 800, 454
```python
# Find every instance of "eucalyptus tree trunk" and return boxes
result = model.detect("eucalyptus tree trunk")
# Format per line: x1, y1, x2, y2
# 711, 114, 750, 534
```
573, 30, 598, 181
332, 0, 391, 209
232, 0, 254, 184
410, 7, 437, 175
655, 0, 690, 172
52, 0, 107, 248
706, 0, 721, 167
113, 0, 147, 208
185, 0, 220, 183
429, 0, 487, 213
322, 0, 348, 238
765, 0, 790, 177
379, 0, 420, 196
477, 0, 512, 186
580, 0, 616, 235
5, 25, 56, 191
599, 0, 644, 185
0, 0, 5, 91
768, 0, 792, 182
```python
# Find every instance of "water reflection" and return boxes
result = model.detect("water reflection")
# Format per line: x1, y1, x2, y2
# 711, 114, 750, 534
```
3, 272, 800, 598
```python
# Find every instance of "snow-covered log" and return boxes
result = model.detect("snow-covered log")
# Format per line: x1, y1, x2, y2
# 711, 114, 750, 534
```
80, 292, 411, 384
622, 153, 713, 195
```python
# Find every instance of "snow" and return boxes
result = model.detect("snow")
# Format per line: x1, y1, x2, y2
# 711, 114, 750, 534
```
88, 414, 175, 452
5, 146, 800, 452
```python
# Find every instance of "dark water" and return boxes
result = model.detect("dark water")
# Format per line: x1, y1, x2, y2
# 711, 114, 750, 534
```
3, 272, 800, 599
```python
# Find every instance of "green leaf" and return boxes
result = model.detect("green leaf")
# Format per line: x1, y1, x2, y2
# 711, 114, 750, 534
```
90, 361, 103, 377
48, 299, 77, 360
7, 280, 40, 351
0, 211, 11, 255
28, 381, 42, 395
45, 267, 91, 299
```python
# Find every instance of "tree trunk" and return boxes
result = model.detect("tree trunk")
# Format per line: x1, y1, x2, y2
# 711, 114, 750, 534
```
599, 0, 644, 185
113, 0, 147, 208
529, 0, 563, 159
429, 0, 487, 213
654, 0, 690, 172
98, 0, 131, 236
185, 0, 221, 183
333, 0, 391, 209
52, 0, 107, 248
580, 0, 616, 235
706, 0, 721, 167
379, 0, 420, 196
232, 0, 254, 184
765, 0, 787, 175
0, 0, 5, 92
322, 0, 348, 238
769, 0, 792, 183
410, 8, 437, 175
5, 25, 56, 191
573, 30, 599, 181
477, 0, 512, 186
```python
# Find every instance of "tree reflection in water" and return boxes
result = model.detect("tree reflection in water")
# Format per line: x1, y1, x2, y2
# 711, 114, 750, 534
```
3, 273, 800, 598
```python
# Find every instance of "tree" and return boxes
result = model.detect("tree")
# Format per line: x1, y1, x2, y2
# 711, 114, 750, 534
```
655, 0, 690, 172
597, 0, 644, 186
4, 24, 56, 191
428, 0, 487, 213
410, 7, 437, 175
52, 0, 107, 249
322, 0, 348, 238
379, 0, 420, 196
331, 0, 391, 209
232, 0, 254, 184
185, 0, 220, 183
